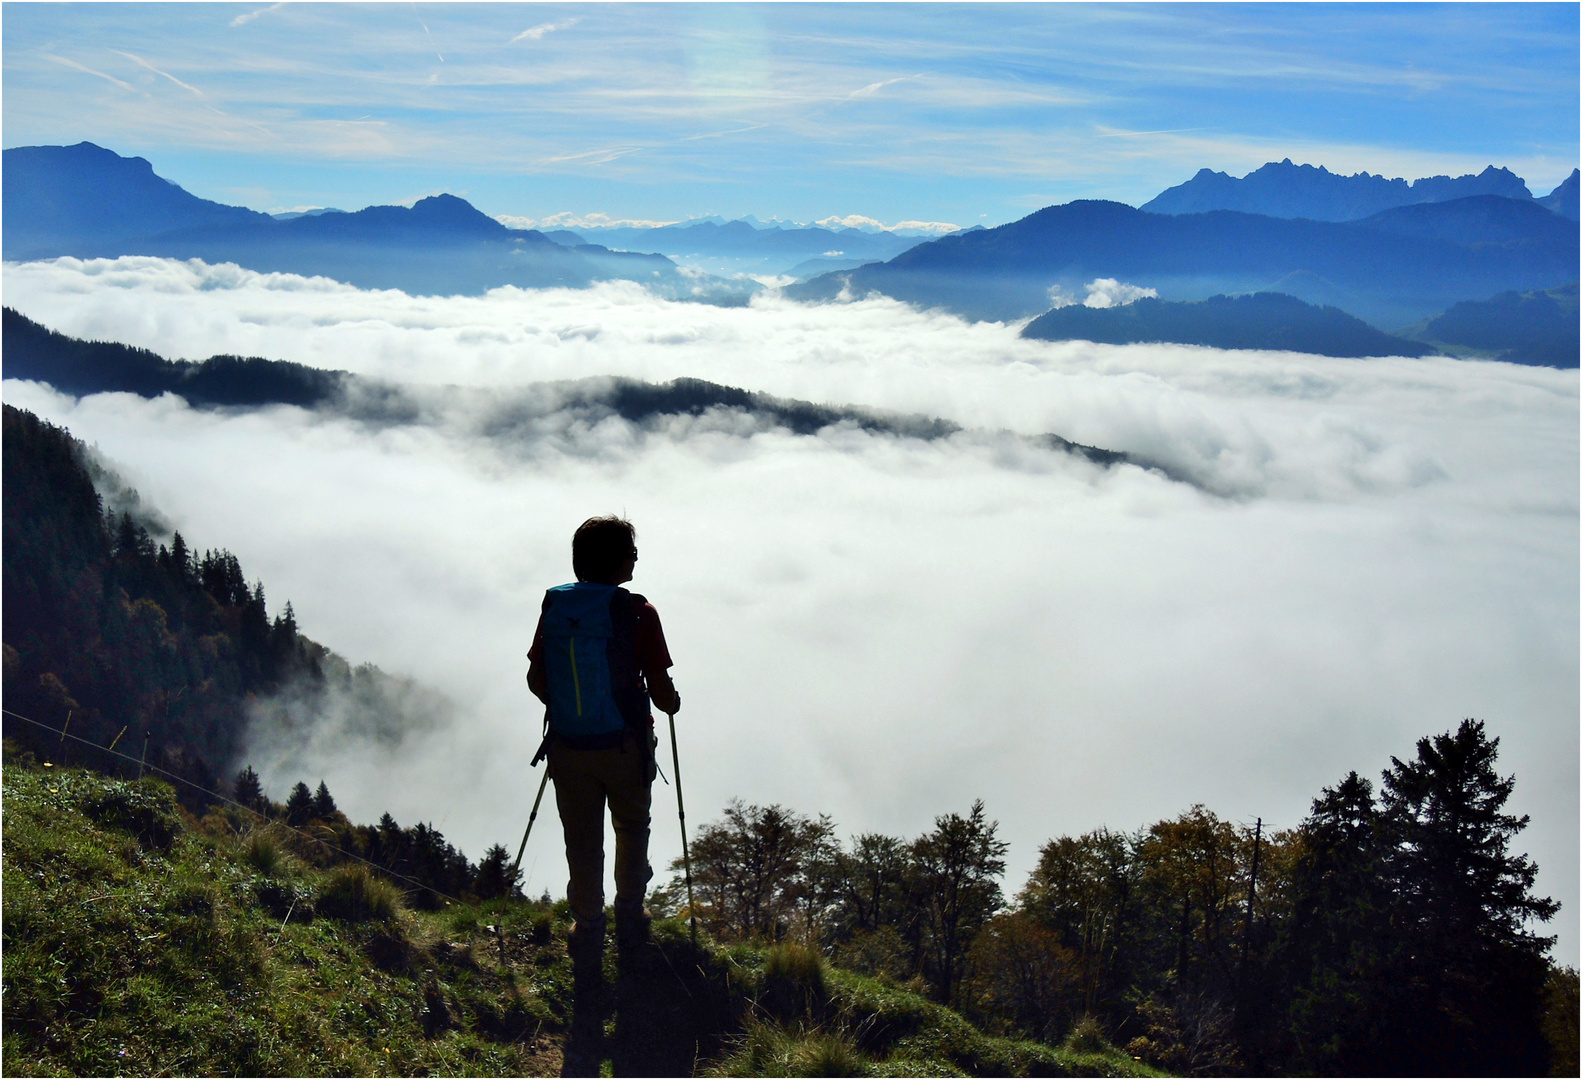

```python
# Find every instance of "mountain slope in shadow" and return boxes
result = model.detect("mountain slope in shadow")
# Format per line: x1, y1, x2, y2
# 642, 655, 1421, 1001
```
1021, 292, 1436, 358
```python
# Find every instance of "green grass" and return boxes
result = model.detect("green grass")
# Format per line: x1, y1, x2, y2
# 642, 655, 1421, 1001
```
2, 760, 1167, 1077
711, 948, 1165, 1078
2, 763, 563, 1076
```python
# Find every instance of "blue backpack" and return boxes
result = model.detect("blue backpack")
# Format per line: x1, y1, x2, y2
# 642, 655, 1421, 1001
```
540, 582, 649, 741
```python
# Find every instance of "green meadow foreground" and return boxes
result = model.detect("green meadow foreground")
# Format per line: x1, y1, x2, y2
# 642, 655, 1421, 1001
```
0, 754, 1160, 1078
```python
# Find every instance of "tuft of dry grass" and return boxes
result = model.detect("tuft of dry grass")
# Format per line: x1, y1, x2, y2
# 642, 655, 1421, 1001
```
316, 862, 405, 923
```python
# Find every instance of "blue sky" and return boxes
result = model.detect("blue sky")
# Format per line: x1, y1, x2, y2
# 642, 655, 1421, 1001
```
3, 3, 1578, 228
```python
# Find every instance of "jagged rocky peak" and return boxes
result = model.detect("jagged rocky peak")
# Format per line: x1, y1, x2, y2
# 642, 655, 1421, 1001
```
1143, 159, 1534, 221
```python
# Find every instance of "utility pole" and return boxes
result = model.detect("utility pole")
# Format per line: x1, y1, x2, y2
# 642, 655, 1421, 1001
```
1240, 817, 1263, 972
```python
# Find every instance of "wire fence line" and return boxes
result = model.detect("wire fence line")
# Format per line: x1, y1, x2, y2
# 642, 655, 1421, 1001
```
2, 705, 475, 907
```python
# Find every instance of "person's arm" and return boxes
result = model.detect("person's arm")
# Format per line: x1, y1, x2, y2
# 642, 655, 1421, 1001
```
527, 658, 548, 704
648, 668, 680, 716
637, 601, 680, 715
526, 615, 548, 705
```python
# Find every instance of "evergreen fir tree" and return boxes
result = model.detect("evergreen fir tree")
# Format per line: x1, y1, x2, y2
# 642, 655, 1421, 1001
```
233, 766, 265, 812
284, 782, 315, 827
473, 844, 519, 900
1377, 719, 1557, 1075
313, 780, 338, 820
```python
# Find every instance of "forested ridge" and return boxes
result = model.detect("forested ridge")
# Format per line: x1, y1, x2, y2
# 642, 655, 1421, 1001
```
1, 404, 502, 905
2, 403, 1575, 1075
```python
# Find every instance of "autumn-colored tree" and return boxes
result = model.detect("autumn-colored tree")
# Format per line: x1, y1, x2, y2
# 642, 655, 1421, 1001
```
961, 909, 1081, 1042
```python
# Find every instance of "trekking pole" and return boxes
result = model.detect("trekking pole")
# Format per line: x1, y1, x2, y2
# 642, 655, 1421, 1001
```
666, 709, 699, 952
508, 766, 552, 894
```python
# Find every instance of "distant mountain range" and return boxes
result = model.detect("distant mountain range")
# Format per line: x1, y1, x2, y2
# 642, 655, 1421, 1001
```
546, 219, 925, 278
1, 143, 756, 303
788, 194, 1578, 326
1021, 292, 1436, 358
1141, 159, 1579, 222
6, 142, 1577, 347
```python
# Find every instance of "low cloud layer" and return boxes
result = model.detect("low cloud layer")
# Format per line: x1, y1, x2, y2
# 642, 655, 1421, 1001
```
1050, 278, 1161, 310
4, 256, 1576, 962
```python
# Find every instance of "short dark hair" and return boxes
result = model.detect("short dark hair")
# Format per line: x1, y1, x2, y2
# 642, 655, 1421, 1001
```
572, 516, 637, 582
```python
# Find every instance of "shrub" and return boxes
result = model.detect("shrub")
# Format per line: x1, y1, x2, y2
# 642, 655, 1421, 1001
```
83, 779, 181, 850
796, 1032, 867, 1077
831, 926, 912, 982
315, 863, 404, 923
241, 827, 294, 877
1063, 1013, 1113, 1054
762, 941, 828, 1022
721, 1020, 870, 1077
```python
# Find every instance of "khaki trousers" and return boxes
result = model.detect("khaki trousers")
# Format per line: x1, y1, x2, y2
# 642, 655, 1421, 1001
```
549, 733, 653, 925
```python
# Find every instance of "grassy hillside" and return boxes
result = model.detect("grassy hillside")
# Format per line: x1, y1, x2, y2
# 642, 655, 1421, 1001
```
1, 750, 1163, 1078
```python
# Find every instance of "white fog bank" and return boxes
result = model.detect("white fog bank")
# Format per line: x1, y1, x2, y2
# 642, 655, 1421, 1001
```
4, 256, 1577, 964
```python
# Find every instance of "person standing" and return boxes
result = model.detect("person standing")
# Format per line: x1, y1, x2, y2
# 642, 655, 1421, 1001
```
527, 515, 680, 954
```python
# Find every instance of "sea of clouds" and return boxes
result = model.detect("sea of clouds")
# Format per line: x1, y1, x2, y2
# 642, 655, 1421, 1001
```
3, 256, 1576, 961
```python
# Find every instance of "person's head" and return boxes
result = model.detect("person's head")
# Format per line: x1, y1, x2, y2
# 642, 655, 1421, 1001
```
572, 516, 638, 585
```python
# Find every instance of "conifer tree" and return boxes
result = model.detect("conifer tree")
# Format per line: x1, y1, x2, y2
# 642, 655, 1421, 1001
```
284, 781, 315, 827
1377, 719, 1557, 1075
233, 765, 265, 812
313, 780, 338, 820
473, 843, 520, 900
169, 531, 190, 583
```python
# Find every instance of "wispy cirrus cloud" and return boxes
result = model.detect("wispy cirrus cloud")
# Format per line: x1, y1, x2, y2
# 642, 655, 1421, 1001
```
42, 53, 136, 92
543, 145, 645, 167
111, 50, 203, 96
231, 3, 286, 29
510, 19, 579, 45
845, 74, 919, 100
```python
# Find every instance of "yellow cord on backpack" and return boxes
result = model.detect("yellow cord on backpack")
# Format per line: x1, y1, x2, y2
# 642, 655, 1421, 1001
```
569, 637, 584, 715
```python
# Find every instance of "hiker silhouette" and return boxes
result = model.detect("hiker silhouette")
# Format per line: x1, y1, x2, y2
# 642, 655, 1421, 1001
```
526, 516, 681, 1076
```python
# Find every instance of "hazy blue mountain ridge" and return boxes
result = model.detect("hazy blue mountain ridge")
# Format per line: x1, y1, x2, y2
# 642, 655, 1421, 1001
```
1354, 194, 1573, 247
2, 142, 274, 256
1410, 283, 1580, 368
1, 143, 756, 303
557, 218, 922, 277
787, 197, 1579, 326
1142, 159, 1536, 220
1021, 292, 1436, 358
1537, 169, 1581, 220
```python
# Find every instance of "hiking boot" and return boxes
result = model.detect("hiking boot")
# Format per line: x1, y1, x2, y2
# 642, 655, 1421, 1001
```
567, 915, 605, 954
615, 906, 651, 950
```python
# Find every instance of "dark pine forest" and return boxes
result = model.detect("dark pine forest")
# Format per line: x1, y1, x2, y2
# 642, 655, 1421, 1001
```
2, 403, 1575, 1075
1, 404, 509, 908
